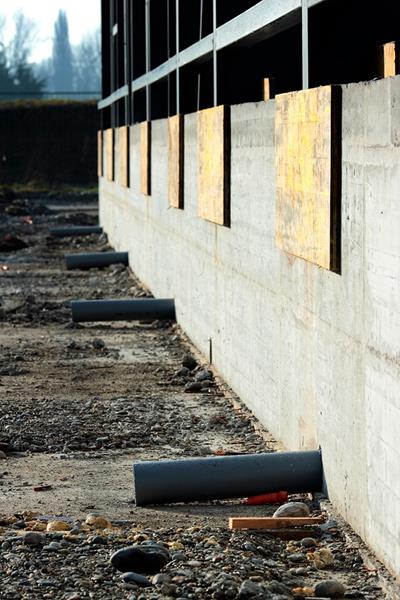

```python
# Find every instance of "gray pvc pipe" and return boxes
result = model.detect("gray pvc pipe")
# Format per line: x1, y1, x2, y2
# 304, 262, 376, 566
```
132, 450, 322, 506
50, 226, 103, 237
65, 251, 129, 270
71, 298, 176, 322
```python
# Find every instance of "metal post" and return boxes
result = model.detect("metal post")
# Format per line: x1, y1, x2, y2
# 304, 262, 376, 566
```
110, 0, 115, 127
212, 0, 217, 106
197, 0, 204, 111
302, 0, 309, 89
175, 0, 180, 114
145, 0, 151, 121
123, 0, 130, 124
167, 0, 171, 117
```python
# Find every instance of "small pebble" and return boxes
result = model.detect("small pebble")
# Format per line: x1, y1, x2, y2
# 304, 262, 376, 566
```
121, 572, 152, 587
273, 501, 310, 518
181, 354, 197, 370
23, 531, 44, 546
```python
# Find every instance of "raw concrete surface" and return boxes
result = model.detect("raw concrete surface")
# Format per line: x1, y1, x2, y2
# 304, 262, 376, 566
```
100, 75, 400, 580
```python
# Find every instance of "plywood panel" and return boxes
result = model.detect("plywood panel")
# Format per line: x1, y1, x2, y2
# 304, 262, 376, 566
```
119, 126, 129, 187
168, 115, 184, 209
105, 128, 114, 182
380, 41, 399, 78
275, 86, 341, 272
198, 105, 230, 226
140, 121, 151, 195
263, 78, 275, 101
97, 130, 103, 177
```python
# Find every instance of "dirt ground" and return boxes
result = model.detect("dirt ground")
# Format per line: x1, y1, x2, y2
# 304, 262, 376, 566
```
0, 194, 397, 599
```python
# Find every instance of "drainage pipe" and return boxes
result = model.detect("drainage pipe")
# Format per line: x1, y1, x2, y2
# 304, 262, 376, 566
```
71, 298, 176, 323
65, 251, 129, 270
133, 450, 322, 506
49, 226, 103, 237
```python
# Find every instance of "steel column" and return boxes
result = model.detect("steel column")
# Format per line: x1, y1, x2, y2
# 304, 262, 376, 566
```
302, 0, 309, 89
175, 0, 180, 114
145, 0, 151, 121
212, 0, 217, 107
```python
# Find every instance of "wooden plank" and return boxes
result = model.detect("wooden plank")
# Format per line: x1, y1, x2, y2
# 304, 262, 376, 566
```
97, 130, 103, 177
140, 121, 151, 196
198, 105, 230, 226
275, 85, 341, 272
380, 41, 399, 78
263, 77, 275, 101
105, 128, 114, 182
229, 516, 325, 530
168, 114, 184, 209
118, 126, 129, 187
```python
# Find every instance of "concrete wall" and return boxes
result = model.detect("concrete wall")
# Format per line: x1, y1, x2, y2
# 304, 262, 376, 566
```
99, 76, 400, 578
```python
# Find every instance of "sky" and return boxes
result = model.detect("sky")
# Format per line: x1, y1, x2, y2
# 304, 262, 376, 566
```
1, 0, 101, 62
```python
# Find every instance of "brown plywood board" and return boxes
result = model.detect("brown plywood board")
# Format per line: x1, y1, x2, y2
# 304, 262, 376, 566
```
97, 130, 103, 177
263, 78, 275, 101
140, 121, 151, 196
168, 115, 184, 209
198, 105, 230, 226
118, 126, 129, 187
105, 128, 114, 182
275, 86, 341, 272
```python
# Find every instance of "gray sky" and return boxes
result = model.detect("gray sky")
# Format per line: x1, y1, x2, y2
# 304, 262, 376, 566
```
1, 0, 101, 62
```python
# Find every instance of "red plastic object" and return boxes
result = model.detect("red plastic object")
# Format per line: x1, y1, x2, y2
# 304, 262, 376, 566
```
244, 491, 288, 505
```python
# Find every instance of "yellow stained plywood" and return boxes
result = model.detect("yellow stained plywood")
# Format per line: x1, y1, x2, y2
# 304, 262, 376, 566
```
105, 128, 114, 182
97, 130, 103, 177
275, 85, 341, 272
168, 115, 184, 209
118, 126, 129, 187
198, 105, 230, 226
381, 41, 398, 78
140, 121, 151, 195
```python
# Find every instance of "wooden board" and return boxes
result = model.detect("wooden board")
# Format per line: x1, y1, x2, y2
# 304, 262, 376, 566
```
198, 105, 230, 226
263, 77, 275, 101
97, 130, 103, 177
119, 126, 129, 188
229, 516, 325, 530
140, 121, 151, 196
105, 128, 114, 182
168, 114, 184, 209
380, 41, 399, 78
275, 86, 341, 272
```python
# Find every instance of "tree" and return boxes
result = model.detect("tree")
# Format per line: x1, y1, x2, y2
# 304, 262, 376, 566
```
73, 29, 101, 96
52, 10, 73, 92
0, 12, 44, 99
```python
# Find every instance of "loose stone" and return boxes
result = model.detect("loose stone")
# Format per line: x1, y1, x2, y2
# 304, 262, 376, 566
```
121, 572, 152, 587
46, 520, 71, 532
110, 545, 169, 574
273, 502, 310, 518
23, 531, 44, 546
181, 354, 197, 370
315, 580, 346, 598
85, 514, 112, 529
301, 537, 318, 548
184, 381, 203, 393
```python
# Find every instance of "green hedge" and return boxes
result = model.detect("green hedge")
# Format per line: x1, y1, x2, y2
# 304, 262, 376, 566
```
0, 100, 98, 188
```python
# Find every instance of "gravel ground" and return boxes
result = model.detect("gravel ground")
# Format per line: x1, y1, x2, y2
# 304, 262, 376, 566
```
0, 194, 394, 599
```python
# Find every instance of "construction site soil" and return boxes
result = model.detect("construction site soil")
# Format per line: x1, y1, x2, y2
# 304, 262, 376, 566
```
0, 194, 395, 599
